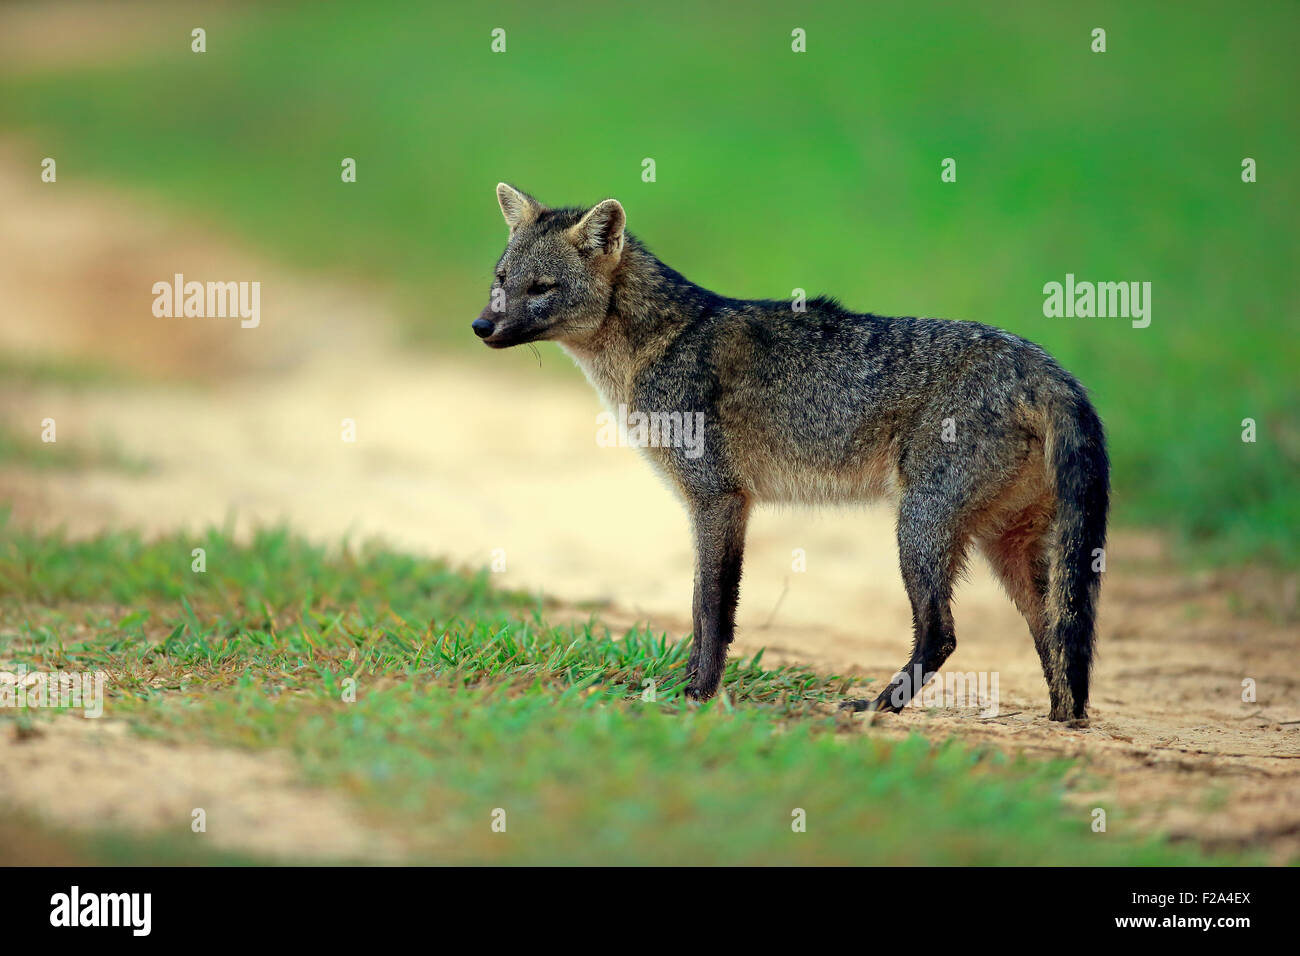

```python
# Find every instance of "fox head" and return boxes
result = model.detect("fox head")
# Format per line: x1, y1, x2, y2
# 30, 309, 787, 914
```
473, 183, 625, 349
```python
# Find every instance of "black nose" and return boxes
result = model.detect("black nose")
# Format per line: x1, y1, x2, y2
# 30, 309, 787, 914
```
471, 318, 495, 338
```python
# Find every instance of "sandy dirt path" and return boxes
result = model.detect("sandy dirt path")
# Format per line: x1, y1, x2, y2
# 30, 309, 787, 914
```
1, 150, 1297, 862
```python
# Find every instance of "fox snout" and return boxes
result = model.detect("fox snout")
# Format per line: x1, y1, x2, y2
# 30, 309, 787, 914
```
470, 305, 502, 346
470, 305, 535, 349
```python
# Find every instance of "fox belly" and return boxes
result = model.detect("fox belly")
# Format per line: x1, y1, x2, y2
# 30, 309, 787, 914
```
729, 430, 903, 507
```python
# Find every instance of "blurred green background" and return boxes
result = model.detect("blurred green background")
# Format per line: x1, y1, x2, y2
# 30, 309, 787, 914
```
1, 0, 1296, 564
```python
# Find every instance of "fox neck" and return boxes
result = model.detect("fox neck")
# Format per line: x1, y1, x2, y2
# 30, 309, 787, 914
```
559, 240, 711, 409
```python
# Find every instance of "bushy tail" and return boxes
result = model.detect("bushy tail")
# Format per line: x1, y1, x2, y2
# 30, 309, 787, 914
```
1043, 390, 1110, 722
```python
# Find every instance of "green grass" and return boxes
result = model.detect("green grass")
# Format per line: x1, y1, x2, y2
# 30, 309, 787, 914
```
0, 423, 150, 473
0, 516, 1246, 864
0, 811, 274, 866
0, 0, 1295, 567
0, 352, 132, 389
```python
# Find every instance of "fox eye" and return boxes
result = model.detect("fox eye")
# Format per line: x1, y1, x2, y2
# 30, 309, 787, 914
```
528, 279, 556, 296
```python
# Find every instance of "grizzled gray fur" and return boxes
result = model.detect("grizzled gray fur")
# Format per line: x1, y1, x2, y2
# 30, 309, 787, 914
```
475, 185, 1109, 724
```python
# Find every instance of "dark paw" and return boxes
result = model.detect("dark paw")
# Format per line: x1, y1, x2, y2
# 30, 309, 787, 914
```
840, 694, 900, 715
1049, 706, 1089, 727
684, 682, 715, 702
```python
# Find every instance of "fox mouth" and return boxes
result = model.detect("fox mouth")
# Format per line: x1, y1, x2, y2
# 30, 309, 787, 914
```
482, 326, 543, 349
473, 317, 546, 349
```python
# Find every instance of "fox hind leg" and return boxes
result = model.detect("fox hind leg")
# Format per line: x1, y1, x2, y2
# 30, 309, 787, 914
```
844, 490, 964, 714
978, 506, 1065, 715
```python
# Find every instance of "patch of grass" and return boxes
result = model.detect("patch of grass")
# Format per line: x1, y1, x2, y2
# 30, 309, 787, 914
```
0, 515, 511, 611
0, 0, 1297, 564
0, 424, 150, 473
0, 352, 132, 389
0, 811, 275, 866
0, 519, 1246, 864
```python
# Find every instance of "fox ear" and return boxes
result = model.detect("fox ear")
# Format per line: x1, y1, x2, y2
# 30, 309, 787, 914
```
569, 199, 625, 258
496, 183, 540, 234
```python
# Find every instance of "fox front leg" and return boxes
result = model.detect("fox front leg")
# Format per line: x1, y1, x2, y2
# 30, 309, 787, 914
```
684, 493, 750, 701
